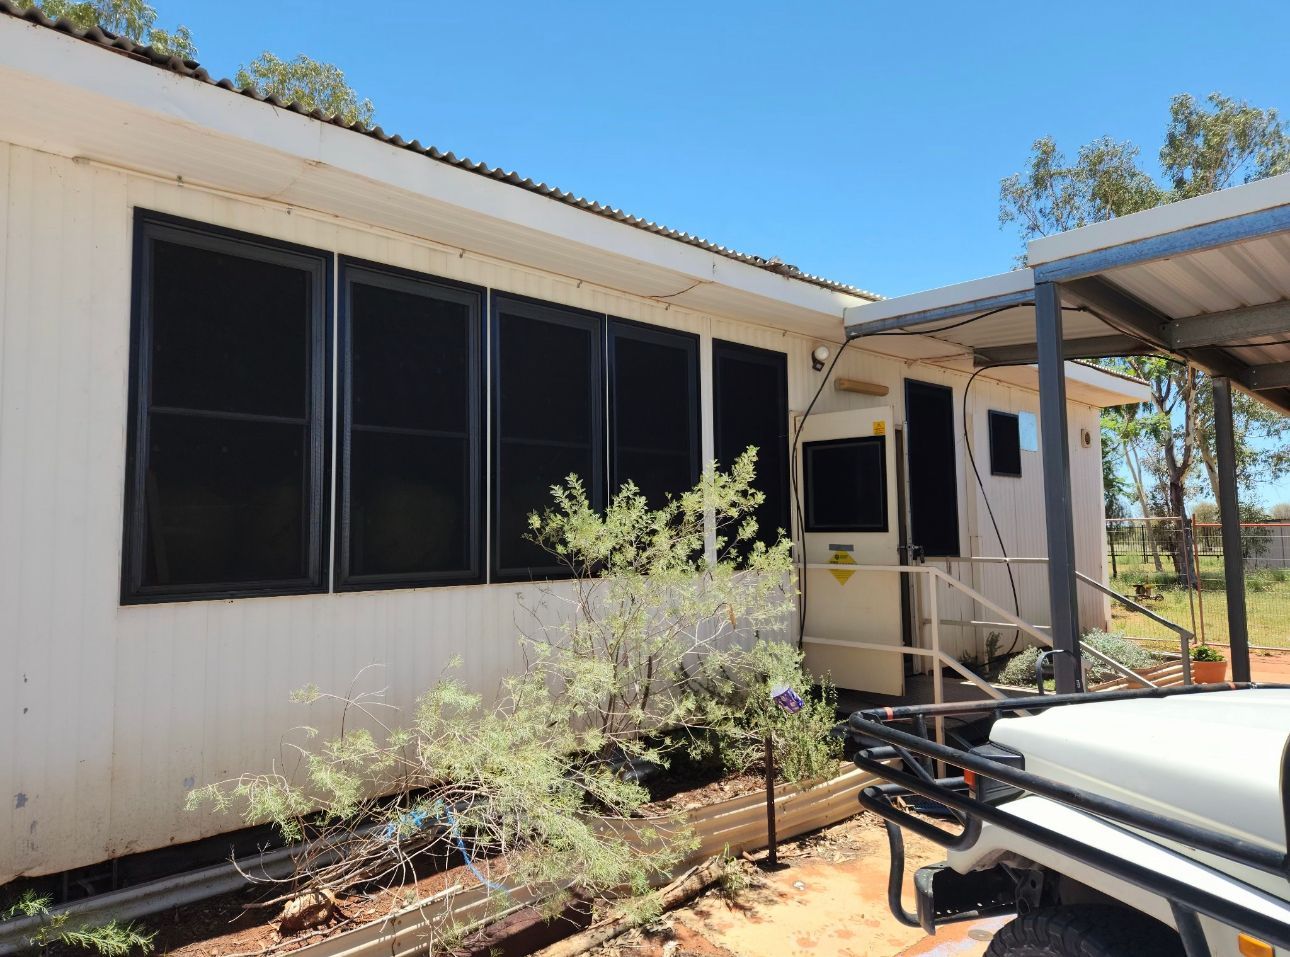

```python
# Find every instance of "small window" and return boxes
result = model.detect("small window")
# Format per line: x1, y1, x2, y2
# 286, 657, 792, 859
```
802, 437, 888, 532
338, 260, 483, 589
609, 320, 700, 506
989, 411, 1023, 477
122, 212, 330, 602
712, 341, 790, 549
492, 296, 604, 580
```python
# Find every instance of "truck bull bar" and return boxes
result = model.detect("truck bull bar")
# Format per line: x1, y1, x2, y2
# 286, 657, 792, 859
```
848, 683, 1290, 955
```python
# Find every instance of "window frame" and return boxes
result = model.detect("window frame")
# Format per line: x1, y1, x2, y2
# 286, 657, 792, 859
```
988, 409, 1023, 478
490, 293, 605, 583
607, 317, 701, 504
801, 435, 889, 533
335, 257, 485, 591
711, 339, 791, 544
121, 209, 333, 604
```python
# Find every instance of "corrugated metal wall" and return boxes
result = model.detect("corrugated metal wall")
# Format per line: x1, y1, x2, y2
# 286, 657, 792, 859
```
0, 142, 1110, 881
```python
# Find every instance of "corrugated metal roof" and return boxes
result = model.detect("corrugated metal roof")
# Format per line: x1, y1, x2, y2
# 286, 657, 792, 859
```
0, 1, 880, 301
843, 216, 1290, 415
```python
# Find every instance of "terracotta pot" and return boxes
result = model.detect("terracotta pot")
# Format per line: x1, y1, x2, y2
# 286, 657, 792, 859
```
1190, 659, 1227, 683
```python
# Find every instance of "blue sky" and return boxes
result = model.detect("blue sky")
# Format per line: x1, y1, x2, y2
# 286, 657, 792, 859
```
173, 0, 1290, 297
170, 0, 1290, 503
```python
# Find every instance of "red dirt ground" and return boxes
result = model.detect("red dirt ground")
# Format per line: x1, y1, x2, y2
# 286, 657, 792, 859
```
587, 813, 1002, 957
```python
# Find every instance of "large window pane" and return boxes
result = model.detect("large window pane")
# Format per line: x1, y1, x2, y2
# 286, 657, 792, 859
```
123, 212, 328, 601
150, 241, 310, 418
144, 414, 308, 585
493, 297, 603, 579
712, 340, 789, 550
609, 321, 699, 506
340, 263, 481, 588
347, 431, 471, 578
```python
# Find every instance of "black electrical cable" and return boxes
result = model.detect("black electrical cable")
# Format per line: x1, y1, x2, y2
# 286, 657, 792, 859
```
794, 301, 1092, 655
863, 304, 1020, 337
962, 364, 1023, 660
790, 339, 852, 643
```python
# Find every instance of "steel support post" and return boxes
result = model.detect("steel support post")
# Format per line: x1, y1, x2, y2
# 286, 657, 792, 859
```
1035, 282, 1082, 693
1211, 376, 1251, 682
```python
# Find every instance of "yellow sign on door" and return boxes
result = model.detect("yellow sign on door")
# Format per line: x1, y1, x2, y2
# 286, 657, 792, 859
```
873, 420, 886, 436
828, 548, 857, 585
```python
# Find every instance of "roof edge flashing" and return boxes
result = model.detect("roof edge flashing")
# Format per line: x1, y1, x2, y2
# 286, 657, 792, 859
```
1027, 170, 1290, 270
843, 269, 1034, 335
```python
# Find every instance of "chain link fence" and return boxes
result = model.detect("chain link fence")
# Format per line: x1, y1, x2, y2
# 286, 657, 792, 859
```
1106, 517, 1290, 650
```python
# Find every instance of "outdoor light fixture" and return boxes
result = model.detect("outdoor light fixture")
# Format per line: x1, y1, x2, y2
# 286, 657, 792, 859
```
812, 345, 831, 371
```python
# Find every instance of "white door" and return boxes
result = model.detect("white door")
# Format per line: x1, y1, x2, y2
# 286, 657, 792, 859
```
796, 407, 904, 696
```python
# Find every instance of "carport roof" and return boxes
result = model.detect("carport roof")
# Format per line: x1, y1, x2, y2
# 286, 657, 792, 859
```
844, 171, 1290, 416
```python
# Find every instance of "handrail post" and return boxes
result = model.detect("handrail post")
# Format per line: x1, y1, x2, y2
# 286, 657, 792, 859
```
927, 571, 945, 775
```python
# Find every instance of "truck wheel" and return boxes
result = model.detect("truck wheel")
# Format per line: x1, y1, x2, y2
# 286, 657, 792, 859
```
985, 905, 1183, 956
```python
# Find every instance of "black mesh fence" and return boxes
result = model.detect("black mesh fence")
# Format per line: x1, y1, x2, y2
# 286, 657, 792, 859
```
1106, 518, 1290, 649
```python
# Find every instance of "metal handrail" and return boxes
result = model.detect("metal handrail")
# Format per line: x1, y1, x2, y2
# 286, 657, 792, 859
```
805, 561, 1161, 691
1074, 571, 1193, 684
935, 555, 1194, 685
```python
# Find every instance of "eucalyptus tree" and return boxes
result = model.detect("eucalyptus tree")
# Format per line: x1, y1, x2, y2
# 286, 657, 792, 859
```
1000, 93, 1290, 526
14, 0, 376, 125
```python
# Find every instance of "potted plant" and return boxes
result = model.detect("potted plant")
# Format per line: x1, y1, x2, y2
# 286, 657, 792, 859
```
1190, 644, 1227, 683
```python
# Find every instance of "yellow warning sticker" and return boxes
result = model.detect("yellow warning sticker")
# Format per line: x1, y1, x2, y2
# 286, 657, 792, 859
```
828, 549, 857, 585
873, 420, 886, 436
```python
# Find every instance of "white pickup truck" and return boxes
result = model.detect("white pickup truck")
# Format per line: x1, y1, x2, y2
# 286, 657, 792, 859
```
848, 685, 1290, 957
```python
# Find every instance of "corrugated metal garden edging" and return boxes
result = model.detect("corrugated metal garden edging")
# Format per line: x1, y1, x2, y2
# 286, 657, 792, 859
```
290, 762, 882, 957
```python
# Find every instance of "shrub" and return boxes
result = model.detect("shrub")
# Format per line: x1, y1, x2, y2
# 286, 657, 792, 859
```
1191, 644, 1225, 662
997, 630, 1162, 688
189, 668, 692, 931
1081, 629, 1160, 678
520, 448, 796, 765
711, 640, 842, 785
1, 891, 155, 956
188, 452, 799, 931
997, 645, 1044, 687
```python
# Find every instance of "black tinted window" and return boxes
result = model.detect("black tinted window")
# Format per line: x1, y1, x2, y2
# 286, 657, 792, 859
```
712, 341, 789, 549
124, 215, 328, 601
989, 410, 1022, 477
493, 298, 603, 579
609, 321, 699, 507
803, 437, 887, 532
341, 264, 482, 586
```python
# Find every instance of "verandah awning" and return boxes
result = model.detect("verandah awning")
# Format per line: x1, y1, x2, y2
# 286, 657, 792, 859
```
842, 170, 1290, 689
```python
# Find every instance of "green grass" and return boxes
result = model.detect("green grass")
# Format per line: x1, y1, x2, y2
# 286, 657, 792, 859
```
1107, 574, 1290, 649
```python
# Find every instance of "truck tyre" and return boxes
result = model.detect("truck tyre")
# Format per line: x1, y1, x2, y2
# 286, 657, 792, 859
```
985, 905, 1183, 956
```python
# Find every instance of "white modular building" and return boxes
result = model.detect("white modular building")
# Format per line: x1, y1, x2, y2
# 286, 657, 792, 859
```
0, 5, 1147, 886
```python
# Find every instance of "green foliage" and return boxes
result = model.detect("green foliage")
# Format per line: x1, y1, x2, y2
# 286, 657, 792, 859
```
1, 890, 155, 956
189, 456, 806, 927
12, 0, 196, 58
710, 641, 842, 785
999, 135, 1163, 256
997, 631, 1161, 688
1003, 93, 1290, 519
520, 448, 796, 763
189, 666, 690, 921
1162, 93, 1290, 199
15, 1, 376, 124
235, 53, 375, 126
1191, 643, 1225, 662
